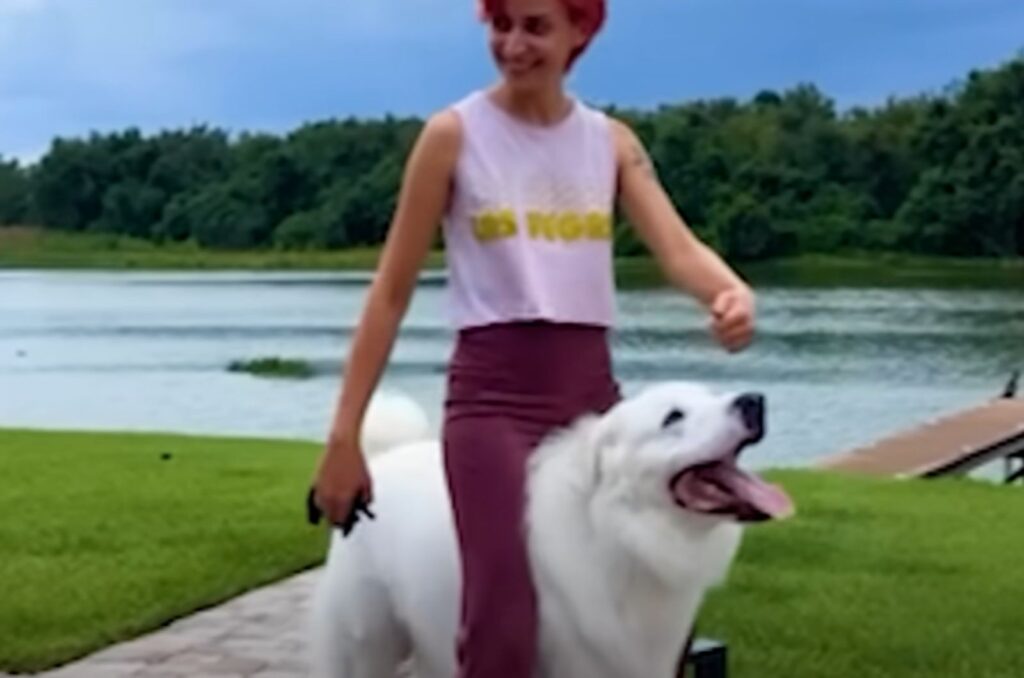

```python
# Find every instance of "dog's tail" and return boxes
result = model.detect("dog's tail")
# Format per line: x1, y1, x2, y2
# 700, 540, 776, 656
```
360, 390, 432, 457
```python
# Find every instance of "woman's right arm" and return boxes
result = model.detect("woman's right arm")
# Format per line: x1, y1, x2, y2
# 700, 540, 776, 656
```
312, 110, 462, 526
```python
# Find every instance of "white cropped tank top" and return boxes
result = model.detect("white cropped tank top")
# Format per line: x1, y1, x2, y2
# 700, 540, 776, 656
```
441, 90, 618, 329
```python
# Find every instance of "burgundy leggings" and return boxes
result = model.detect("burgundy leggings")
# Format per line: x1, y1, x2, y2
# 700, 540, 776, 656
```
442, 321, 620, 678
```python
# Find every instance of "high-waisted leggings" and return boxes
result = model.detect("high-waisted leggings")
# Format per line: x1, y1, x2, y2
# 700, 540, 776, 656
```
441, 321, 620, 677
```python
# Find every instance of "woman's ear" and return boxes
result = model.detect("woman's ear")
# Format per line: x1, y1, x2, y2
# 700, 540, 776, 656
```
571, 23, 589, 49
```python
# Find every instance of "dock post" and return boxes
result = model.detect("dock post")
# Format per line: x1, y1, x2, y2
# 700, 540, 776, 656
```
678, 637, 728, 678
1006, 452, 1024, 484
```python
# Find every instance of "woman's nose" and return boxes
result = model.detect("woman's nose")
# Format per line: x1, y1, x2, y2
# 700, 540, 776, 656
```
503, 28, 528, 56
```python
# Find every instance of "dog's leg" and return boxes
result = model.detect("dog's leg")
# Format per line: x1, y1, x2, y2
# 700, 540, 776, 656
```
309, 593, 407, 678
308, 554, 408, 678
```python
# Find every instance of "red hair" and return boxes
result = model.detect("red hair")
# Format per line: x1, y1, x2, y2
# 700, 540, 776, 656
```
477, 0, 607, 69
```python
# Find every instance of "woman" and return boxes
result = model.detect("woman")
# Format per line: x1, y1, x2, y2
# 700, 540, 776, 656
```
311, 0, 756, 675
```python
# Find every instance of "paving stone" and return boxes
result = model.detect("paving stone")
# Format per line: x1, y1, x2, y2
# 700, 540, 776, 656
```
12, 568, 324, 678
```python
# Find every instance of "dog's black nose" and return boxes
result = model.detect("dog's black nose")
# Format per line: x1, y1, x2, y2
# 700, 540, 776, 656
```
732, 392, 765, 440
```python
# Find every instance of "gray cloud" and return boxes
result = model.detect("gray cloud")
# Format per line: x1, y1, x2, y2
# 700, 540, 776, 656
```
1, 0, 1021, 162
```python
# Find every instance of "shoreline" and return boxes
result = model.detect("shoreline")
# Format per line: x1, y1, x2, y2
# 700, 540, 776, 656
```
3, 254, 1021, 290
1, 227, 1022, 288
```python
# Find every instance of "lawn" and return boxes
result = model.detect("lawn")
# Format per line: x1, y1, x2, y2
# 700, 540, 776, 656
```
0, 428, 327, 673
698, 470, 1024, 678
2, 428, 1023, 676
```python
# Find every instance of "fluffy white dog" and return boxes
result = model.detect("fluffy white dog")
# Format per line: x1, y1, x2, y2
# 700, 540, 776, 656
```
309, 382, 793, 678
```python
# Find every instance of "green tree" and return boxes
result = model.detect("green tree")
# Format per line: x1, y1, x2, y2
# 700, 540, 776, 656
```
0, 157, 29, 225
164, 178, 271, 250
13, 52, 1024, 261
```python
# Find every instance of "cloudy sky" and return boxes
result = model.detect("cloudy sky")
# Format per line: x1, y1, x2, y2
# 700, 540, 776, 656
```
2, 0, 1022, 163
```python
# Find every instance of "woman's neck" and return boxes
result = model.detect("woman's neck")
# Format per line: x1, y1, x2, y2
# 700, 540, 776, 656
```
489, 82, 574, 126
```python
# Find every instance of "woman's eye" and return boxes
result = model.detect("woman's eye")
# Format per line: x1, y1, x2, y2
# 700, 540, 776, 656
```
491, 14, 512, 32
662, 409, 686, 428
523, 17, 550, 35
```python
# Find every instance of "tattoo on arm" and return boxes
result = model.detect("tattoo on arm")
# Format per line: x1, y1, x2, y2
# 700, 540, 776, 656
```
629, 141, 657, 180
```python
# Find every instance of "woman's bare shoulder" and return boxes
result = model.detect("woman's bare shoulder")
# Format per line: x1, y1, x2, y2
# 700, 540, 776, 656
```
417, 108, 464, 158
604, 115, 644, 162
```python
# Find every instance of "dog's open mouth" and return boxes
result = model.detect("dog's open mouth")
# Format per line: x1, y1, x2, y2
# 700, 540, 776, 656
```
670, 452, 794, 522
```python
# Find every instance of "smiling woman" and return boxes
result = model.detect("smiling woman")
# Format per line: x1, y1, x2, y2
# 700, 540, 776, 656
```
478, 0, 605, 71
309, 1, 757, 676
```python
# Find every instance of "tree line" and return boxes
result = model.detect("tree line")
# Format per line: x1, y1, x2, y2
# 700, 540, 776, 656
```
1, 54, 1021, 261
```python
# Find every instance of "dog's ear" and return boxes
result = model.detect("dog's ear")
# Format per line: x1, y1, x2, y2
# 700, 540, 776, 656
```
588, 413, 619, 488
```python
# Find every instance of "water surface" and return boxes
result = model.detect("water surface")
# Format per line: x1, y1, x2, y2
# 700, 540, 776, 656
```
2, 270, 1021, 469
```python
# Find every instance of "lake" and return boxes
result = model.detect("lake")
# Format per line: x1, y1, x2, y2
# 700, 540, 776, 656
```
1, 269, 1021, 470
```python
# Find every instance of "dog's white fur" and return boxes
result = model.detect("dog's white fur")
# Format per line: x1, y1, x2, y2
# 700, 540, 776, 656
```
309, 382, 761, 678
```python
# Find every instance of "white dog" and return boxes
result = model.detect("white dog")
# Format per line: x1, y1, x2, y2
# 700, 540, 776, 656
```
309, 382, 793, 678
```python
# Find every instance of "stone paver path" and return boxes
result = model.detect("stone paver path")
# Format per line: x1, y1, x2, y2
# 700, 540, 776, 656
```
4, 568, 321, 678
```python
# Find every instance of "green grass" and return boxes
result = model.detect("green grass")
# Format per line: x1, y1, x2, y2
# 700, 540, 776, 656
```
616, 252, 1024, 289
227, 356, 315, 379
0, 427, 327, 673
736, 252, 1024, 289
698, 469, 1024, 678
3, 428, 1024, 676
3, 226, 1022, 289
0, 226, 444, 271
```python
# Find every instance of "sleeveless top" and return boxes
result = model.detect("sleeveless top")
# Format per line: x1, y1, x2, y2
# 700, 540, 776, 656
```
441, 90, 618, 330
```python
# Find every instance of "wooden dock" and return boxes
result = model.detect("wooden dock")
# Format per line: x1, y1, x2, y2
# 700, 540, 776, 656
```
819, 394, 1024, 481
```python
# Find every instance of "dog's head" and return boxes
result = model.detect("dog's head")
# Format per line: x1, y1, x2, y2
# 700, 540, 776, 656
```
591, 381, 793, 524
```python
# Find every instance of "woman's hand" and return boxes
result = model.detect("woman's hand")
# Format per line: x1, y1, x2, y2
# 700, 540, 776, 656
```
611, 117, 758, 354
710, 287, 756, 352
309, 109, 462, 529
312, 435, 373, 528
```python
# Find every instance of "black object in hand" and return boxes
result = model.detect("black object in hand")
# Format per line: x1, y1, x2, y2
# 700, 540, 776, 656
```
306, 487, 375, 537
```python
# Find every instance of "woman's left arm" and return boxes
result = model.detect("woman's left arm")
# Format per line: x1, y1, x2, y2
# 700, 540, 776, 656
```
611, 118, 756, 353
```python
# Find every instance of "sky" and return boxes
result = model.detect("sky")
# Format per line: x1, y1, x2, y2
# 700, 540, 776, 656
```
1, 0, 1023, 163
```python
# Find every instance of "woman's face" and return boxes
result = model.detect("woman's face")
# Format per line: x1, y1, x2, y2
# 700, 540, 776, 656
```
486, 0, 588, 92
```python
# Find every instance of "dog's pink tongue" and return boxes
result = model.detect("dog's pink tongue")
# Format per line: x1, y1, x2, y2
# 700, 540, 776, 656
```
675, 461, 794, 521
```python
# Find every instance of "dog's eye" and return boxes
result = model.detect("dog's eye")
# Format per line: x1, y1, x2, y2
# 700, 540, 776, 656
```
662, 408, 685, 428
